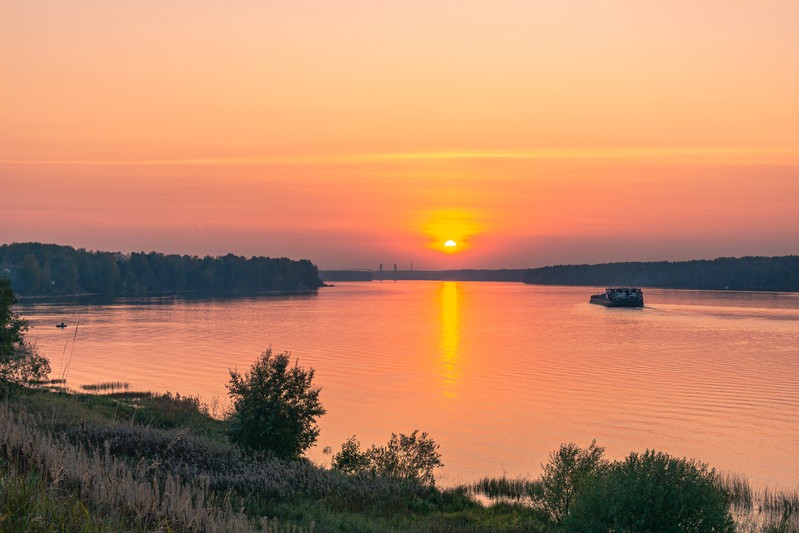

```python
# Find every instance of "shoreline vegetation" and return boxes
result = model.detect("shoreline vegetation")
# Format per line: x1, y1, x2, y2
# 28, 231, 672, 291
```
2, 383, 798, 532
522, 256, 799, 293
0, 243, 799, 299
323, 256, 799, 293
3, 242, 799, 299
0, 242, 324, 297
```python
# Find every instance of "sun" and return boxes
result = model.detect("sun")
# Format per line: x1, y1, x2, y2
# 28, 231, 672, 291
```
442, 240, 459, 254
421, 208, 483, 255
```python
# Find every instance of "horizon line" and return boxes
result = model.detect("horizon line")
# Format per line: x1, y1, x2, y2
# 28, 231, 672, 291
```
2, 146, 798, 167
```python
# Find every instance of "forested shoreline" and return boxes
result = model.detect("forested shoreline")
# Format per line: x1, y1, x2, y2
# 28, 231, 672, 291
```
524, 256, 799, 292
326, 256, 799, 292
4, 242, 798, 295
0, 242, 323, 296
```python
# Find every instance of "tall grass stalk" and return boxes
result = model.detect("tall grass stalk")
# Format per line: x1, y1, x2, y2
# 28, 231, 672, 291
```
715, 471, 799, 531
59, 318, 80, 382
0, 467, 114, 532
468, 476, 542, 503
716, 471, 753, 512
81, 381, 130, 393
0, 405, 269, 532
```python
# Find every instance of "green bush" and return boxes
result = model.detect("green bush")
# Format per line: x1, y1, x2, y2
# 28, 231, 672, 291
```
538, 440, 606, 524
332, 430, 443, 486
331, 435, 372, 475
564, 450, 735, 532
0, 277, 50, 385
226, 348, 325, 459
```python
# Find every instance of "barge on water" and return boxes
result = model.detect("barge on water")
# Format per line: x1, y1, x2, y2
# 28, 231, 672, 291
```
589, 287, 644, 307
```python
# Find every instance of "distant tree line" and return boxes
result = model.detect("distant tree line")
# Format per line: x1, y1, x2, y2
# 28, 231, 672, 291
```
319, 270, 374, 282
0, 242, 323, 296
317, 269, 528, 282
524, 256, 799, 292
377, 269, 527, 282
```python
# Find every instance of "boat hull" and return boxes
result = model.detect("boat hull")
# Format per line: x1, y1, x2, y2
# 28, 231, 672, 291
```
589, 287, 644, 307
589, 296, 644, 307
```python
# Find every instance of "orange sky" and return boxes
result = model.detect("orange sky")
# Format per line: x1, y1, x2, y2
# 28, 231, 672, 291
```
2, 1, 798, 269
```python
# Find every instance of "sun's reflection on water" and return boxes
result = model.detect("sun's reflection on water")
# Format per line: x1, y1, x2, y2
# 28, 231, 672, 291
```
439, 282, 461, 398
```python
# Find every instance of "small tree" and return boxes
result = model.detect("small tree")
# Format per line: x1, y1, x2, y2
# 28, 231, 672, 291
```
330, 435, 371, 475
0, 277, 50, 384
538, 440, 607, 524
226, 348, 325, 459
331, 430, 443, 486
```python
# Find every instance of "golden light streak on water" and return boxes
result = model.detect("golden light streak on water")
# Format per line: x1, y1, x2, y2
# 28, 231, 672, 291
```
439, 282, 461, 398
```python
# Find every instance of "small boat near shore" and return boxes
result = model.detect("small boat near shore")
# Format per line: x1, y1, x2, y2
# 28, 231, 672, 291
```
590, 287, 644, 307
56, 322, 67, 328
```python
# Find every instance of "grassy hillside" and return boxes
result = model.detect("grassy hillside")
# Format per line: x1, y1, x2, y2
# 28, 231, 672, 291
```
0, 384, 549, 532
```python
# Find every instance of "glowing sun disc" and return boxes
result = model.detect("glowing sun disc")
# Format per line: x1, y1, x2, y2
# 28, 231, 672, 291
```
444, 240, 457, 247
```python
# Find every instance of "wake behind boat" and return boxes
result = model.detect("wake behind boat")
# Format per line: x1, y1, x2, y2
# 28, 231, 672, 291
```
590, 287, 644, 307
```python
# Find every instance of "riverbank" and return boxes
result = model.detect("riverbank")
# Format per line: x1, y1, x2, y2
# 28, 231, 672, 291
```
0, 384, 548, 532
3, 384, 797, 531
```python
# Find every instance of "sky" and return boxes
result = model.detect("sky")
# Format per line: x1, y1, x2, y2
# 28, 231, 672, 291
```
2, 1, 798, 270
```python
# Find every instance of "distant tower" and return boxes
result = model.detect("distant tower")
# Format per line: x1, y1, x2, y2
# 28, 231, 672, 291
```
378, 263, 383, 282
393, 263, 398, 281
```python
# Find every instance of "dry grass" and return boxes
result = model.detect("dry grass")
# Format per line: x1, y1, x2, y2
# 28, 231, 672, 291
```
0, 404, 317, 532
0, 389, 476, 531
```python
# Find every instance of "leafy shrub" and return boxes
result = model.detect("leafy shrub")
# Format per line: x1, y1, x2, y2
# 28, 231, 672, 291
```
564, 449, 735, 532
331, 435, 372, 475
0, 277, 50, 385
538, 440, 606, 524
226, 348, 325, 459
332, 430, 443, 486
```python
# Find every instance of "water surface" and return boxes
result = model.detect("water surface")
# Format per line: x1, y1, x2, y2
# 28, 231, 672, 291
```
20, 282, 799, 489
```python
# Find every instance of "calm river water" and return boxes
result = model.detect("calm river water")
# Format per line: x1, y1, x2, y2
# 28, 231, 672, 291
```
18, 282, 799, 489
